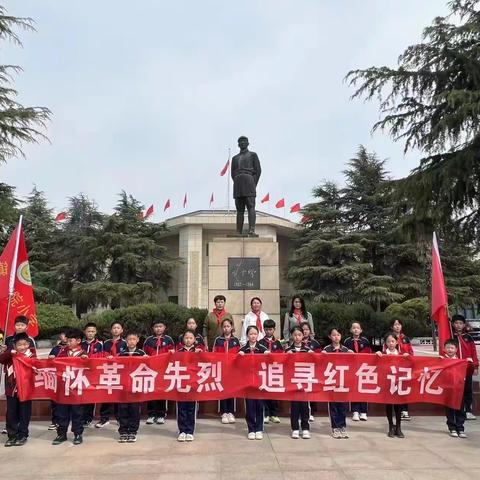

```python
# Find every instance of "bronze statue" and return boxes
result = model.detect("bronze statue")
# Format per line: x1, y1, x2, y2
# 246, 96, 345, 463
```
231, 136, 261, 236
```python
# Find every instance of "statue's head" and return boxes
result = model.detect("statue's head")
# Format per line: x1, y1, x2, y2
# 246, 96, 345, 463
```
238, 136, 249, 149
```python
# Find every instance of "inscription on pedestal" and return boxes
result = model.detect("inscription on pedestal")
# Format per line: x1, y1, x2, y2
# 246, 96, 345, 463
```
228, 257, 260, 290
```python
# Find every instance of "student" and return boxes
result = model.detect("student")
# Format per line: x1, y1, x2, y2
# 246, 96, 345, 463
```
344, 322, 371, 421
95, 321, 127, 429
301, 322, 322, 352
376, 332, 409, 438
285, 326, 314, 439
283, 295, 315, 342
176, 330, 199, 442
52, 328, 86, 445
81, 322, 103, 428
117, 331, 146, 443
239, 325, 268, 439
143, 319, 175, 425
241, 297, 268, 345
47, 327, 68, 431
203, 295, 234, 350
451, 314, 479, 420
442, 339, 468, 438
259, 319, 283, 424
177, 317, 205, 351
4, 316, 37, 353
0, 333, 36, 446
213, 318, 241, 423
323, 327, 350, 439
384, 319, 414, 420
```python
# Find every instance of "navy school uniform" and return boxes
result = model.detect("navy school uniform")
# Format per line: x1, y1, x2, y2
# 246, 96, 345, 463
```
303, 337, 322, 352
285, 344, 313, 431
81, 338, 103, 424
55, 346, 87, 437
213, 335, 241, 414
259, 336, 284, 417
48, 342, 67, 426
239, 342, 267, 433
177, 345, 198, 435
99, 338, 127, 423
176, 333, 206, 352
343, 336, 371, 415
323, 344, 351, 429
117, 348, 147, 435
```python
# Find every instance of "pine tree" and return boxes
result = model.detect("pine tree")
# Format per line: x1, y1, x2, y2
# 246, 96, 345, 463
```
0, 182, 19, 244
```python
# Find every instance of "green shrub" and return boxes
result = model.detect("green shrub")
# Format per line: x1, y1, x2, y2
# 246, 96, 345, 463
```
36, 303, 81, 339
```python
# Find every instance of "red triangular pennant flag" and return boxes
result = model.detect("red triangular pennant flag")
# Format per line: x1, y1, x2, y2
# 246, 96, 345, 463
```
145, 204, 154, 218
290, 202, 301, 213
275, 198, 285, 209
55, 212, 66, 222
183, 194, 187, 208
220, 159, 230, 177
163, 199, 170, 212
431, 232, 451, 355
0, 219, 38, 337
261, 193, 270, 203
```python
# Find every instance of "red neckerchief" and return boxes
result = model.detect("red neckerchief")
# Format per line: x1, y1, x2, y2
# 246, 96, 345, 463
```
397, 333, 406, 353
264, 336, 274, 351
223, 336, 231, 352
68, 347, 83, 357
254, 311, 263, 332
86, 339, 96, 354
213, 308, 226, 326
455, 332, 468, 358
111, 338, 120, 356
248, 342, 257, 354
293, 308, 303, 324
353, 338, 359, 353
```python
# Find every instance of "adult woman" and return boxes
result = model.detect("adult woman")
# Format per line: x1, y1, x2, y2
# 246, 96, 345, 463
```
240, 297, 269, 345
283, 295, 314, 342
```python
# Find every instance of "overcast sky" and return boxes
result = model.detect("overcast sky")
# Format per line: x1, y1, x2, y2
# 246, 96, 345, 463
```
1, 0, 449, 221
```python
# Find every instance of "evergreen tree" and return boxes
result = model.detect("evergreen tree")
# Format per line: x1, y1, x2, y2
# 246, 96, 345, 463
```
0, 182, 19, 244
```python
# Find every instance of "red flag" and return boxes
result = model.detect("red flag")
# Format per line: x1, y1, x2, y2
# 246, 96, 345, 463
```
209, 193, 214, 206
275, 198, 285, 209
164, 199, 171, 212
220, 159, 230, 176
301, 215, 312, 224
0, 219, 38, 337
55, 212, 66, 222
290, 203, 301, 213
183, 194, 187, 208
261, 193, 270, 203
145, 204, 154, 218
431, 232, 450, 355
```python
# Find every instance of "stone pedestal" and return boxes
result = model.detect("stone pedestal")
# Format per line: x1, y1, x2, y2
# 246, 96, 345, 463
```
208, 237, 281, 338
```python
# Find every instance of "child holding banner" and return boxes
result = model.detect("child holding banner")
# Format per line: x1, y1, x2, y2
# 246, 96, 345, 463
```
176, 317, 205, 352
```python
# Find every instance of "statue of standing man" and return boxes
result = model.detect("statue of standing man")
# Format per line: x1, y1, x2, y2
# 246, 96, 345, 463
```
231, 136, 261, 237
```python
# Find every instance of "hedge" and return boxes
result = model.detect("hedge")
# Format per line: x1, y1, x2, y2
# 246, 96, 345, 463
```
36, 303, 82, 339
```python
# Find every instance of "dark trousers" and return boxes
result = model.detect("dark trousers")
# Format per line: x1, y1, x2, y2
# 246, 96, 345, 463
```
235, 196, 256, 233
56, 403, 84, 436
51, 401, 57, 424
386, 404, 402, 429
264, 400, 279, 417
464, 375, 473, 412
290, 401, 309, 431
100, 403, 118, 422
329, 402, 347, 429
118, 402, 140, 435
147, 400, 166, 417
351, 402, 368, 414
220, 398, 235, 414
245, 399, 263, 433
6, 395, 31, 439
446, 406, 466, 432
84, 403, 96, 423
177, 401, 196, 435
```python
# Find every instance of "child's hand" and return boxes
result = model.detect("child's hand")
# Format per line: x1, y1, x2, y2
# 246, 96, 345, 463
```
195, 348, 202, 353
238, 351, 245, 356
403, 353, 409, 357
107, 355, 113, 359
11, 350, 17, 355
48, 355, 55, 359
287, 350, 293, 354
375, 351, 383, 357
263, 351, 270, 354
307, 350, 314, 354
467, 357, 473, 363
81, 354, 88, 359
0, 344, 7, 353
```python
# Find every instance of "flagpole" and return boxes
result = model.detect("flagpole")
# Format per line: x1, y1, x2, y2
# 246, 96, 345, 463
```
3, 215, 23, 340
227, 148, 231, 214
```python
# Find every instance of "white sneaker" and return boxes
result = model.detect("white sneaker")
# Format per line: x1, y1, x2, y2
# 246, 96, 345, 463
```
95, 420, 110, 428
255, 431, 263, 440
340, 427, 349, 438
247, 432, 256, 440
227, 413, 236, 424
185, 434, 194, 441
221, 413, 229, 424
270, 416, 281, 424
264, 416, 270, 424
332, 428, 342, 439
146, 416, 156, 425
177, 432, 186, 442
449, 430, 459, 437
352, 412, 360, 421
156, 416, 165, 425
302, 430, 311, 439
466, 412, 477, 420
458, 432, 467, 438
309, 415, 314, 423
359, 413, 368, 421
291, 430, 300, 439
401, 411, 411, 420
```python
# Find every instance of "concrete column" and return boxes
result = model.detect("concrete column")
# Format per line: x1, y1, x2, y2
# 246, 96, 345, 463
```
178, 225, 203, 307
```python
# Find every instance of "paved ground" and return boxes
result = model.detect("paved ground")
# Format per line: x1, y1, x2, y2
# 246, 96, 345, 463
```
2, 416, 479, 479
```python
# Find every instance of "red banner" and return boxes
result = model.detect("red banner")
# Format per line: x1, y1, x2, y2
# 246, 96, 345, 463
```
14, 353, 467, 409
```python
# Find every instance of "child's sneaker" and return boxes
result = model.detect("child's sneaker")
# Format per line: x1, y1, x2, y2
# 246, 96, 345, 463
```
72, 434, 83, 445
332, 428, 342, 439
340, 427, 349, 438
302, 430, 311, 439
5, 436, 16, 447
270, 416, 281, 424
14, 436, 27, 446
359, 413, 368, 421
156, 416, 165, 425
221, 413, 229, 424
146, 416, 156, 425
309, 415, 315, 423
95, 419, 110, 428
1, 428, 6, 435
449, 430, 459, 437
255, 431, 263, 440
247, 432, 256, 440
52, 435, 67, 445
227, 413, 236, 424
48, 423, 57, 431
352, 412, 360, 421
127, 434, 137, 443
185, 434, 194, 442
264, 416, 270, 424
291, 430, 300, 439
83, 420, 93, 428
466, 412, 476, 420
177, 432, 187, 442
458, 432, 467, 438
401, 411, 411, 420
118, 434, 128, 443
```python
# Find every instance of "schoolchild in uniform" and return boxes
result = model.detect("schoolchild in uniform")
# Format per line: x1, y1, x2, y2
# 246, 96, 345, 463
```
344, 321, 372, 421
285, 326, 314, 439
213, 318, 241, 424
300, 321, 321, 421
117, 331, 146, 443
176, 317, 205, 352
4, 316, 37, 353
143, 319, 175, 425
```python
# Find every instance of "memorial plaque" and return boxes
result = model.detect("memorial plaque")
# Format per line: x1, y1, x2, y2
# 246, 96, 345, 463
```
228, 257, 260, 290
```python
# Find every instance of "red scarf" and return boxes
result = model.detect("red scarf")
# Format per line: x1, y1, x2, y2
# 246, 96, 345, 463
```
111, 339, 119, 356
254, 311, 263, 332
397, 333, 406, 353
293, 308, 303, 324
353, 338, 359, 353
213, 308, 226, 326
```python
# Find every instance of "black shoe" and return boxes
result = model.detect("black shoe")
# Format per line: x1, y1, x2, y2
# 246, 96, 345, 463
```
73, 434, 83, 445
127, 433, 137, 443
395, 428, 405, 438
52, 435, 67, 445
14, 436, 27, 446
118, 434, 128, 443
387, 427, 395, 438
5, 436, 16, 447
